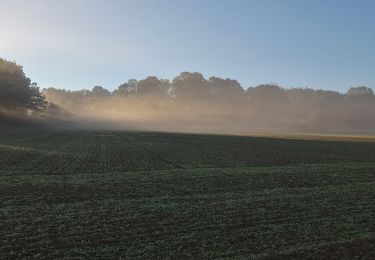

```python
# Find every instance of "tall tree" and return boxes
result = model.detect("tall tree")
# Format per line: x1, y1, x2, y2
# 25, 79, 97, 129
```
137, 76, 164, 96
0, 58, 47, 111
170, 72, 211, 101
209, 76, 246, 102
247, 84, 288, 104
113, 79, 138, 96
91, 85, 110, 97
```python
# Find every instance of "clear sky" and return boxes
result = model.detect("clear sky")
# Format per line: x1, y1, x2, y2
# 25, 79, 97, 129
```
1, 0, 374, 92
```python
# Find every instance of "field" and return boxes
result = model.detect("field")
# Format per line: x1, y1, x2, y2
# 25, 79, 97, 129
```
0, 130, 374, 259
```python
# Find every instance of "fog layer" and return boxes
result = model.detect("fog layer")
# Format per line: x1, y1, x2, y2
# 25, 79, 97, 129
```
42, 73, 375, 134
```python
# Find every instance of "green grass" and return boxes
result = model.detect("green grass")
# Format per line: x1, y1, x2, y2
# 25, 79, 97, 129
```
0, 130, 374, 259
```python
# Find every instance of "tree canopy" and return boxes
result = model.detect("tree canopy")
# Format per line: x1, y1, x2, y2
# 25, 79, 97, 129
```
0, 58, 47, 111
3, 57, 375, 132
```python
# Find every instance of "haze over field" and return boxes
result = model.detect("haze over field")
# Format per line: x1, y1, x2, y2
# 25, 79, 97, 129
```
1, 1, 375, 259
41, 76, 375, 134
2, 56, 375, 134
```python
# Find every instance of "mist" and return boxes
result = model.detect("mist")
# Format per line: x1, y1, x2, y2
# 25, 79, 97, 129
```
41, 72, 375, 134
1, 56, 374, 134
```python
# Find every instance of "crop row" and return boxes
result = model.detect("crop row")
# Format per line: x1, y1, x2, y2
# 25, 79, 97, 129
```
3, 131, 375, 175
1, 171, 374, 259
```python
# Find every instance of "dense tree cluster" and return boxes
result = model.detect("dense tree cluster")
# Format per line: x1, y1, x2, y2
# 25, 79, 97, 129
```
1, 57, 374, 132
43, 71, 375, 132
0, 58, 47, 111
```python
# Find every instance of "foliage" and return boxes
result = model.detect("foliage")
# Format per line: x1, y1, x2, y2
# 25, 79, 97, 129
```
0, 58, 47, 111
3, 57, 375, 131
92, 85, 111, 97
346, 86, 374, 100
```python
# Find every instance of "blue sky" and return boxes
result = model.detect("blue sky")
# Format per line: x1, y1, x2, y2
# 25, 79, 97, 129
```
1, 0, 374, 92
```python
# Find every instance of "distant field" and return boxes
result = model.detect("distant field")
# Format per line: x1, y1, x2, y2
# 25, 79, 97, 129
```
0, 130, 374, 259
240, 132, 375, 143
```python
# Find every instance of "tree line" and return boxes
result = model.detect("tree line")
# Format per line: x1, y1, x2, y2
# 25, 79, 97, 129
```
1, 57, 375, 132
43, 73, 375, 108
